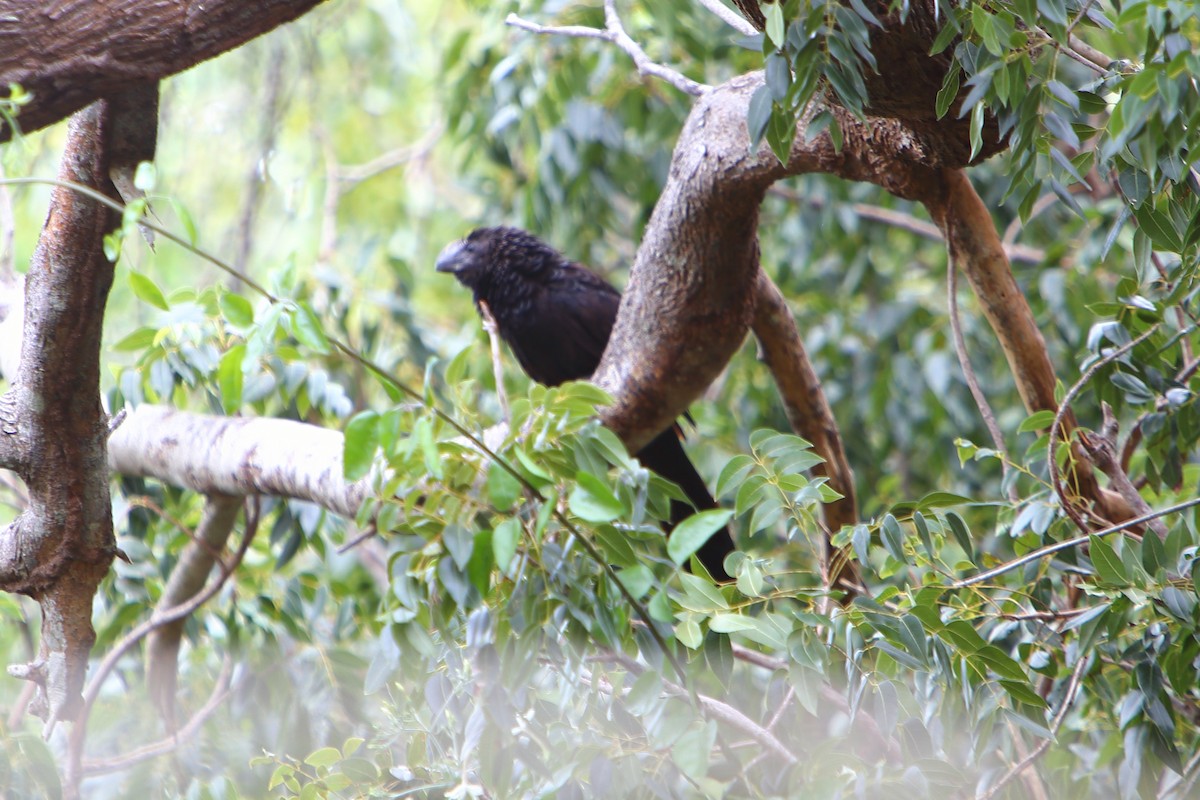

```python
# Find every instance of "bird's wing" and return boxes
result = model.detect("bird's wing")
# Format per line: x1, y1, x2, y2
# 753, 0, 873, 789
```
505, 263, 621, 386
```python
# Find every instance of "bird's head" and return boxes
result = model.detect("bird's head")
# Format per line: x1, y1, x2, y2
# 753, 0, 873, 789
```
435, 226, 563, 294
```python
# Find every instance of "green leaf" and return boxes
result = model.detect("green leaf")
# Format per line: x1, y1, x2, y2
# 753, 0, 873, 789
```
443, 523, 474, 569
217, 344, 245, 415
1018, 409, 1057, 433
678, 572, 730, 610
112, 326, 157, 352
1001, 679, 1048, 708
913, 491, 973, 509
946, 512, 975, 564
968, 102, 984, 161
913, 512, 934, 560
717, 455, 757, 500
492, 517, 521, 573
290, 302, 331, 354
466, 528, 492, 596
304, 747, 341, 768
220, 291, 255, 327
269, 765, 294, 789
675, 617, 703, 649
881, 514, 906, 562
746, 84, 772, 148
935, 61, 961, 119
568, 471, 624, 523
668, 508, 734, 566
129, 270, 169, 311
1089, 534, 1129, 584
616, 564, 653, 599
976, 645, 1028, 682
486, 463, 522, 511
708, 613, 756, 633
851, 523, 870, 565
342, 411, 379, 481
764, 2, 785, 48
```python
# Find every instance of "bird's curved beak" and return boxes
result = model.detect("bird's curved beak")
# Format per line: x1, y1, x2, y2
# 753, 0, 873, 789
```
435, 239, 466, 274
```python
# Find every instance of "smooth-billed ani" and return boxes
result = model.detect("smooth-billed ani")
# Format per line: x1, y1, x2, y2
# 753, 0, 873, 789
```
436, 226, 735, 580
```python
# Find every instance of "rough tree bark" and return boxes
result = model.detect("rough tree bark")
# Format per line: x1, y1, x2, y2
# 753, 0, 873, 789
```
752, 271, 861, 591
0, 0, 326, 143
108, 405, 369, 516
0, 0, 332, 737
0, 103, 119, 726
596, 0, 1133, 534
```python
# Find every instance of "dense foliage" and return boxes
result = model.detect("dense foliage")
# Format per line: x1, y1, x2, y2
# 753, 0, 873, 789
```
1, 0, 1199, 797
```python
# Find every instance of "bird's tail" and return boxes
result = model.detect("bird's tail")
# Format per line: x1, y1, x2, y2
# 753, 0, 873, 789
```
636, 429, 735, 582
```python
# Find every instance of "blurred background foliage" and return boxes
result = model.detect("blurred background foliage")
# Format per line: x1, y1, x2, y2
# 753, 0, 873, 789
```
1, 0, 1199, 797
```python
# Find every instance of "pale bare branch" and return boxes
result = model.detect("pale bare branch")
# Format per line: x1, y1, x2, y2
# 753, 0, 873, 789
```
695, 0, 759, 36
506, 0, 709, 97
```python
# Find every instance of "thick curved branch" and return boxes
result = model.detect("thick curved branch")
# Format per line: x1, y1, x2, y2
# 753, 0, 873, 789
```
593, 72, 942, 454
0, 0, 326, 142
0, 102, 119, 726
145, 495, 243, 726
751, 271, 862, 594
107, 405, 369, 517
926, 169, 1132, 523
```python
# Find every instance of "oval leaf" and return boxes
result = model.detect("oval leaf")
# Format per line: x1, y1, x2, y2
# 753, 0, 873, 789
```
668, 508, 734, 566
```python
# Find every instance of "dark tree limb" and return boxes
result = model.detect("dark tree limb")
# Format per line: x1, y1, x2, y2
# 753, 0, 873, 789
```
593, 72, 942, 455
0, 102, 119, 725
926, 169, 1133, 524
146, 495, 243, 728
0, 0, 326, 142
751, 270, 862, 595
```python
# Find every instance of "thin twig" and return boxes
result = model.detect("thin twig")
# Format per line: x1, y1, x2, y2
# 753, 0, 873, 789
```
1047, 325, 1158, 532
230, 39, 287, 290
948, 251, 1017, 501
953, 495, 1200, 588
768, 185, 1046, 265
478, 300, 510, 422
977, 654, 1090, 800
66, 500, 260, 790
695, 0, 760, 36
334, 125, 442, 184
81, 658, 236, 776
336, 522, 378, 554
506, 1, 709, 97
587, 649, 800, 765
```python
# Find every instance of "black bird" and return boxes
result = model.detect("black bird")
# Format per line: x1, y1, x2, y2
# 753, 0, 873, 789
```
436, 226, 735, 580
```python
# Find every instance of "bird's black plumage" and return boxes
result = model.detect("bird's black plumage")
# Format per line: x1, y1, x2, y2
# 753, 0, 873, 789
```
437, 226, 735, 580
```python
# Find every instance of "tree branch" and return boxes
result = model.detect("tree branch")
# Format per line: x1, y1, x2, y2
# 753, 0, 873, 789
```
593, 72, 944, 455
0, 102, 120, 728
695, 0, 760, 36
506, 0, 709, 97
107, 405, 369, 517
145, 495, 244, 726
926, 168, 1134, 526
769, 184, 1047, 266
0, 0, 327, 142
750, 270, 862, 595
66, 501, 259, 793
